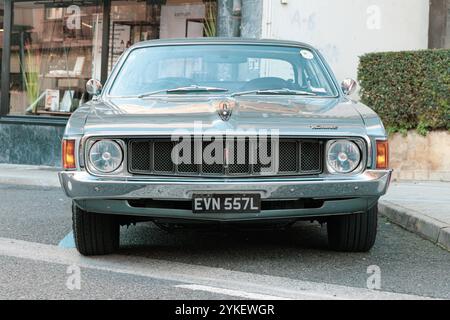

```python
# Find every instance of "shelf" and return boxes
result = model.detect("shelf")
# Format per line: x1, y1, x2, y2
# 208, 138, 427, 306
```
44, 74, 90, 79
10, 41, 94, 51
34, 110, 71, 117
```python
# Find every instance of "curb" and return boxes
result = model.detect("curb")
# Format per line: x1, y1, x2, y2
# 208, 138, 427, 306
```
379, 201, 450, 252
0, 164, 60, 188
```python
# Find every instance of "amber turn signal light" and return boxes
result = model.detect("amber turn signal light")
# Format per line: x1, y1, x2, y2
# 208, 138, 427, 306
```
376, 140, 389, 169
62, 139, 76, 169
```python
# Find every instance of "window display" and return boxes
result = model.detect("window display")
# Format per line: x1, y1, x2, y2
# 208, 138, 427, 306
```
9, 2, 103, 116
6, 0, 217, 117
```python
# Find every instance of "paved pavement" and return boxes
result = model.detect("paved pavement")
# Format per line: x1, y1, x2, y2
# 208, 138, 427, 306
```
379, 182, 450, 251
0, 164, 449, 299
0, 164, 60, 187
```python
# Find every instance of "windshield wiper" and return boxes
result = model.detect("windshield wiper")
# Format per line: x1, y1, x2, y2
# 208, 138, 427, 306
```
231, 88, 317, 97
138, 85, 229, 98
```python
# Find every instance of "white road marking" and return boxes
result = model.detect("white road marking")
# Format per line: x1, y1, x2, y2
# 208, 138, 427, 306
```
0, 237, 433, 300
175, 284, 292, 300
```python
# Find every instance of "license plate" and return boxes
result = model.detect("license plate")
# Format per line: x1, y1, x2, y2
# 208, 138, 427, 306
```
192, 194, 261, 214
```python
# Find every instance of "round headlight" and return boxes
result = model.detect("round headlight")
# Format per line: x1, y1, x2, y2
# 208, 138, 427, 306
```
89, 140, 123, 173
326, 140, 361, 173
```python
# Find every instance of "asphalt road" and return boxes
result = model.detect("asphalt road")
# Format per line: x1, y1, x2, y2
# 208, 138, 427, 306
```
0, 183, 449, 300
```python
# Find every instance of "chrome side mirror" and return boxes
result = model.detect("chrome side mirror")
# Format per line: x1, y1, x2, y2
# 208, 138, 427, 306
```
86, 79, 103, 96
341, 78, 357, 96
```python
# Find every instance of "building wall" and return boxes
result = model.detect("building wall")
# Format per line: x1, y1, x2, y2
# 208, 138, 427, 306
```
428, 0, 449, 48
261, 0, 430, 85
390, 131, 450, 182
241, 0, 263, 38
0, 123, 64, 167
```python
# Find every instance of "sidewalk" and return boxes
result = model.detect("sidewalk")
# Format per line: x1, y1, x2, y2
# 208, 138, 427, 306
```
0, 164, 60, 187
0, 164, 449, 251
379, 182, 450, 252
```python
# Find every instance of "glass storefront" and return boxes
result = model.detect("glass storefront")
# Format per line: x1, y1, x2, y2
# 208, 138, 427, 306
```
9, 1, 103, 116
0, 1, 4, 89
5, 0, 217, 117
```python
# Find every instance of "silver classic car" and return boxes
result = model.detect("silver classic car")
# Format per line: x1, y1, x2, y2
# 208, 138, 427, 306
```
59, 38, 392, 256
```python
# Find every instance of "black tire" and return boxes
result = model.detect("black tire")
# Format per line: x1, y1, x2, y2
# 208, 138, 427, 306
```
72, 202, 119, 256
327, 204, 378, 252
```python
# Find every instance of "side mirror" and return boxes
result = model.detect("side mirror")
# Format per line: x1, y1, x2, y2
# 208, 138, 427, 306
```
341, 78, 357, 96
86, 79, 103, 96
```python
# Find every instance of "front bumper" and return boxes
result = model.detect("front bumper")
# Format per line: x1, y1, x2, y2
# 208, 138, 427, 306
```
58, 170, 392, 221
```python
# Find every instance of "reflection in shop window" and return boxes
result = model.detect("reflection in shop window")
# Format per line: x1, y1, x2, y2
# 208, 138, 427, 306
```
9, 3, 103, 116
8, 0, 217, 116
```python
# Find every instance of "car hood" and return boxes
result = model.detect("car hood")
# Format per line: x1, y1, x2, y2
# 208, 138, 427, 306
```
82, 96, 368, 137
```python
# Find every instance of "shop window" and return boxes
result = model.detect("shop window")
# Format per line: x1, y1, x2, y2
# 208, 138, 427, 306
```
0, 1, 4, 90
7, 0, 217, 117
107, 1, 163, 74
107, 0, 217, 74
9, 1, 103, 116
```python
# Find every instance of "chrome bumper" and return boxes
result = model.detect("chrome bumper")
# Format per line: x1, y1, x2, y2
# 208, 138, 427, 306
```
58, 170, 392, 201
59, 170, 391, 220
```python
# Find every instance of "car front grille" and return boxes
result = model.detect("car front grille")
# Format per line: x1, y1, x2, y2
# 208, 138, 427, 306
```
128, 137, 323, 177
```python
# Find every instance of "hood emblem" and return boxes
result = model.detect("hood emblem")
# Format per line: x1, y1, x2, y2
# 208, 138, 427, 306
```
310, 125, 338, 130
218, 101, 232, 121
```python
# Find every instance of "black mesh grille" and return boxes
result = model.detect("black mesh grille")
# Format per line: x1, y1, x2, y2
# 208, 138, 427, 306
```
177, 140, 199, 174
253, 138, 272, 174
129, 141, 151, 172
301, 142, 322, 172
202, 139, 224, 174
228, 138, 250, 174
128, 137, 322, 177
279, 141, 298, 172
153, 141, 174, 172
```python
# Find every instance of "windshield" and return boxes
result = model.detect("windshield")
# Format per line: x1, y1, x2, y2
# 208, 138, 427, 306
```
108, 44, 338, 97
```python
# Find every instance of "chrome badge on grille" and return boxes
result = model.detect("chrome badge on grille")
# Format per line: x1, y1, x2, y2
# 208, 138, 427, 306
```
218, 101, 232, 121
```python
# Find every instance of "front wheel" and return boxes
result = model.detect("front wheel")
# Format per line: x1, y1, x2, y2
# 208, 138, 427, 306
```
72, 202, 120, 256
327, 204, 378, 252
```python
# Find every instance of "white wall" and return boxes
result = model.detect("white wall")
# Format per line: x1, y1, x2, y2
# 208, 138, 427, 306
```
262, 0, 429, 89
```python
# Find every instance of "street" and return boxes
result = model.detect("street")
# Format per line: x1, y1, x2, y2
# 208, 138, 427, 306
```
0, 182, 449, 299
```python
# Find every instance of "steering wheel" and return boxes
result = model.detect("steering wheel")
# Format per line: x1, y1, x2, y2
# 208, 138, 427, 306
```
241, 77, 290, 91
150, 77, 196, 91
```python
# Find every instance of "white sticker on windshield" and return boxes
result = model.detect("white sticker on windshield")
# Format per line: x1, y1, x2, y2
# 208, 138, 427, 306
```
310, 86, 327, 93
300, 49, 314, 60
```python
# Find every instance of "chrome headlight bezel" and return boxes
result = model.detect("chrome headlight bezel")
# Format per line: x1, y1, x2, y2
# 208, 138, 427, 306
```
325, 139, 365, 174
85, 139, 125, 175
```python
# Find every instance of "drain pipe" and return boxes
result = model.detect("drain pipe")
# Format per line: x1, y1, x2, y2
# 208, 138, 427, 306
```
217, 0, 242, 37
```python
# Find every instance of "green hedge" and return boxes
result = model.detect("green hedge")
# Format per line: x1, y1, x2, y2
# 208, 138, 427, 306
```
357, 49, 450, 135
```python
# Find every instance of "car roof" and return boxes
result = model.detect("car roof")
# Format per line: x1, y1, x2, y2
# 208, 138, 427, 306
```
130, 37, 315, 50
